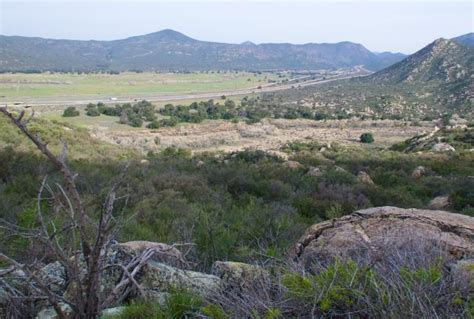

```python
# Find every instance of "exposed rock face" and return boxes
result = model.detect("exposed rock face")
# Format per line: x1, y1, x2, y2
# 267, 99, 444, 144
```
293, 206, 474, 270
357, 171, 374, 185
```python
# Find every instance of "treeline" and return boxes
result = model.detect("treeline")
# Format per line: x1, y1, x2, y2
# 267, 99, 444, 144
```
63, 95, 464, 129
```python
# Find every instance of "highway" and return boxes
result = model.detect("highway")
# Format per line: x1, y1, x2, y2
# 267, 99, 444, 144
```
2, 71, 369, 107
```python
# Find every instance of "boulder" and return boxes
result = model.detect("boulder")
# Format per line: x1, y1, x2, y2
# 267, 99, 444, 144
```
428, 195, 450, 210
140, 261, 220, 299
357, 171, 374, 185
40, 262, 67, 295
450, 259, 474, 287
334, 166, 348, 173
411, 166, 426, 178
284, 161, 304, 169
306, 166, 323, 177
212, 261, 271, 296
196, 160, 205, 168
118, 241, 186, 268
432, 143, 455, 152
35, 303, 72, 319
293, 206, 474, 271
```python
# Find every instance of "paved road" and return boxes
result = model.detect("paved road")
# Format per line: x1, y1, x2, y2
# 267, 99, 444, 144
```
3, 72, 368, 107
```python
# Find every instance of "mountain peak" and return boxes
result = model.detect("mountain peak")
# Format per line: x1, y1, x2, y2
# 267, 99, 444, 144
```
142, 29, 195, 42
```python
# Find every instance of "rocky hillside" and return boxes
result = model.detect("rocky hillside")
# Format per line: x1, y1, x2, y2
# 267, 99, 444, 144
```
0, 29, 404, 72
3, 207, 472, 317
369, 38, 473, 84
274, 37, 473, 118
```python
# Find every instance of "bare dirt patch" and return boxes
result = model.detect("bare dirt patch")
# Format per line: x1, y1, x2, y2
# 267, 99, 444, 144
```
90, 119, 435, 154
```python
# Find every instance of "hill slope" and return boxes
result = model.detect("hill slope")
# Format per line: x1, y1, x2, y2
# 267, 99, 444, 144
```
452, 32, 474, 47
369, 38, 473, 84
271, 38, 473, 119
0, 29, 404, 72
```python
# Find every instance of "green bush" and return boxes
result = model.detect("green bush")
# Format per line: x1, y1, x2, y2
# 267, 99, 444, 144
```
86, 104, 101, 117
62, 106, 80, 117
360, 132, 374, 143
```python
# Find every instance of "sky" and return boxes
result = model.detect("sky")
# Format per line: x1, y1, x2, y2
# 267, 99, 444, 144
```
0, 0, 472, 54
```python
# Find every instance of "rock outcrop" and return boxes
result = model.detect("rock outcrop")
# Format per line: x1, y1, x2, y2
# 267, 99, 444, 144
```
432, 142, 456, 152
118, 241, 186, 268
411, 166, 426, 178
427, 195, 450, 209
212, 261, 271, 297
293, 206, 474, 270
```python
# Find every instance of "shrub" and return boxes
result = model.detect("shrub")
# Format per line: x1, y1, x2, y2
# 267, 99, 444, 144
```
86, 104, 101, 117
360, 132, 374, 143
62, 106, 80, 117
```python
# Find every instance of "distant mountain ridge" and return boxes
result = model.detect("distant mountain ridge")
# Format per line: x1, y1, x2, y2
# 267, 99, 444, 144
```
452, 32, 474, 47
0, 29, 405, 72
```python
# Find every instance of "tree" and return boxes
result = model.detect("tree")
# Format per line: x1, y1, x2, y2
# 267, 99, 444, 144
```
63, 107, 80, 117
360, 133, 374, 144
86, 104, 100, 117
0, 107, 159, 318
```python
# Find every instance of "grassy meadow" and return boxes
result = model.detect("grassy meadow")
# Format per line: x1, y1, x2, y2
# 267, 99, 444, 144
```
0, 71, 279, 101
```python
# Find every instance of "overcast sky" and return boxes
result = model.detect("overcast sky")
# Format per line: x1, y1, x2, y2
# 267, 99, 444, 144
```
1, 0, 472, 54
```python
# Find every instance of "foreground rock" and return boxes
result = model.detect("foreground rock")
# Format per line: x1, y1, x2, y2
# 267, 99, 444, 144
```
293, 206, 474, 270
140, 261, 220, 299
118, 241, 186, 268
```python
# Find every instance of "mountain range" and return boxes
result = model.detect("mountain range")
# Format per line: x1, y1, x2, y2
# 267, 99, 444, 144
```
0, 29, 406, 72
276, 36, 473, 118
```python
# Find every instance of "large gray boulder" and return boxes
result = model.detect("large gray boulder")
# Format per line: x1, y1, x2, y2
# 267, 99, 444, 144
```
212, 261, 271, 297
139, 261, 221, 299
293, 206, 474, 270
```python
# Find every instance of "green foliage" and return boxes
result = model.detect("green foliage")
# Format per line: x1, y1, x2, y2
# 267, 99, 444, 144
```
282, 259, 467, 317
105, 290, 204, 319
360, 132, 374, 143
62, 106, 80, 117
86, 103, 101, 117
109, 300, 161, 319
201, 304, 228, 319
1, 123, 474, 268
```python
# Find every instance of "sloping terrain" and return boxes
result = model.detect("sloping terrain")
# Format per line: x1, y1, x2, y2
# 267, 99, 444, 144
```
274, 38, 474, 118
368, 38, 473, 84
453, 32, 474, 47
0, 29, 404, 72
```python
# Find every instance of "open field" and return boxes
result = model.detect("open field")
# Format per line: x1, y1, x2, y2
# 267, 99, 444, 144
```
0, 71, 279, 100
0, 68, 369, 106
